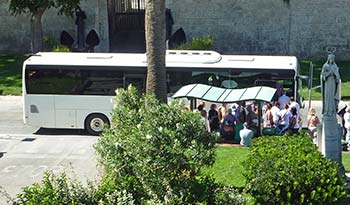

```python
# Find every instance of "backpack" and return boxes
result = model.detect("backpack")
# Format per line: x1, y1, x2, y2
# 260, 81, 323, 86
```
289, 115, 297, 128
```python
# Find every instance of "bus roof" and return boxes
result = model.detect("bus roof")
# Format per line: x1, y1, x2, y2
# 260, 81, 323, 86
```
24, 50, 298, 70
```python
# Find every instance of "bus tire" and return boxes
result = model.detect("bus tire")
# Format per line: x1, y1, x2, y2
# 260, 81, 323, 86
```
85, 114, 109, 136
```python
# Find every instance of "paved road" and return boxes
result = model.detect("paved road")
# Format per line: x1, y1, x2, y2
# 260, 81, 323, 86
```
0, 96, 36, 135
0, 96, 99, 204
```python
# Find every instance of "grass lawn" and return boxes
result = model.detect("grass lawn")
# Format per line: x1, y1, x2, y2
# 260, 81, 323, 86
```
202, 146, 248, 188
0, 54, 27, 95
205, 145, 350, 188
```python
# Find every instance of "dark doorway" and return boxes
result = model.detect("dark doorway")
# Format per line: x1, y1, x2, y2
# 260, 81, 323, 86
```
108, 0, 146, 53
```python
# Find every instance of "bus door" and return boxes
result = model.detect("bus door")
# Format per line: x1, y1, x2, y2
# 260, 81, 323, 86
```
123, 74, 146, 93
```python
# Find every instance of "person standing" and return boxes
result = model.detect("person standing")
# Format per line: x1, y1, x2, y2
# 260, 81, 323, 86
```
200, 109, 210, 132
197, 101, 206, 111
277, 104, 292, 135
289, 96, 300, 113
307, 107, 320, 141
208, 104, 219, 132
289, 107, 300, 133
337, 99, 348, 140
343, 107, 350, 150
263, 102, 274, 128
218, 103, 228, 126
278, 92, 291, 110
270, 101, 280, 127
245, 105, 258, 136
221, 108, 236, 140
223, 108, 236, 128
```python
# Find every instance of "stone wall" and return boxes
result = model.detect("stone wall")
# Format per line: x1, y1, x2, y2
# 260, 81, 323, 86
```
0, 0, 109, 53
166, 0, 350, 60
2, 0, 350, 60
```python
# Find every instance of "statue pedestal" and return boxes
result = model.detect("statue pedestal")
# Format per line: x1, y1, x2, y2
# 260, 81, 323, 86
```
321, 115, 341, 163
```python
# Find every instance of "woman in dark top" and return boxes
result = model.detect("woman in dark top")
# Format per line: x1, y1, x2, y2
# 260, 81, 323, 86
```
208, 104, 219, 132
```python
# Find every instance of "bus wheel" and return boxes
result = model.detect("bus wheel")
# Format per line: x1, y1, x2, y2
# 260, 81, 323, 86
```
85, 114, 109, 136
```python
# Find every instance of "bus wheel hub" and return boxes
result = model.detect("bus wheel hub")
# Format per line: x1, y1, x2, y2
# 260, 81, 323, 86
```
91, 118, 104, 131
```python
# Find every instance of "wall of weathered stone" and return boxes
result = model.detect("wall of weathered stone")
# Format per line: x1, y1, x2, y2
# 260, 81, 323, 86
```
0, 0, 109, 53
1, 0, 350, 60
166, 0, 350, 60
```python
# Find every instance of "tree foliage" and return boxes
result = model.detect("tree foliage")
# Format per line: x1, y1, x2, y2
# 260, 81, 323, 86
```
8, 0, 81, 17
7, 0, 81, 52
95, 86, 217, 204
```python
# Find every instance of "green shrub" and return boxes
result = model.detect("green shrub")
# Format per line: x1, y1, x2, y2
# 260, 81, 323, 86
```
95, 86, 217, 204
44, 36, 71, 52
214, 186, 250, 205
52, 45, 71, 52
13, 172, 97, 205
243, 132, 346, 204
43, 36, 58, 51
175, 36, 214, 50
93, 173, 137, 205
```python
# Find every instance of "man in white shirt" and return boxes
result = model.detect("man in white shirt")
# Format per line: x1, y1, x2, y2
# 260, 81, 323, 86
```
343, 107, 350, 150
289, 97, 300, 113
240, 122, 253, 147
270, 101, 281, 127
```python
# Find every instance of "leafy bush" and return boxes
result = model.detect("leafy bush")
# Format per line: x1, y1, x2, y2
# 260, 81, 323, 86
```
243, 132, 346, 204
175, 36, 214, 50
214, 186, 250, 205
44, 36, 70, 52
13, 172, 97, 205
95, 86, 217, 204
52, 45, 71, 52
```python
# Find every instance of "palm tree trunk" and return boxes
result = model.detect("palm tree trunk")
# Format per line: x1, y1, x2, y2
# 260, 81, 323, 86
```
145, 0, 167, 102
30, 9, 45, 53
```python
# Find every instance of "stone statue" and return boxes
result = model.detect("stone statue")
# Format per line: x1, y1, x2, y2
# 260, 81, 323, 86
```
321, 53, 340, 115
75, 6, 87, 49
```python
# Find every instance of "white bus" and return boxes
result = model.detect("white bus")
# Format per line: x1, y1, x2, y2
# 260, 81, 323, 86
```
23, 50, 301, 135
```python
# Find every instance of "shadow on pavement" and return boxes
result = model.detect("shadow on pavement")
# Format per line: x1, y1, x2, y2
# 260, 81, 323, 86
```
34, 128, 92, 136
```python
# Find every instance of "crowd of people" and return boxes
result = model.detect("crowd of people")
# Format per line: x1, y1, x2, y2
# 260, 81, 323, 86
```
193, 93, 350, 149
262, 95, 301, 135
196, 101, 258, 147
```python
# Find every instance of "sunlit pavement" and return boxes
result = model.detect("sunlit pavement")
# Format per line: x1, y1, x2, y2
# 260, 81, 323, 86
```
0, 96, 100, 204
